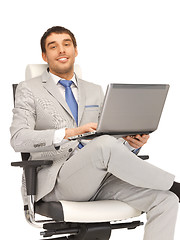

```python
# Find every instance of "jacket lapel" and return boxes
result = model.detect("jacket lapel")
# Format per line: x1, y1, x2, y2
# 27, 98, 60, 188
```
41, 70, 74, 120
77, 77, 86, 126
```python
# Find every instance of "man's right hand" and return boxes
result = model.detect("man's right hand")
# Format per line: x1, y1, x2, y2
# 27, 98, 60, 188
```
64, 123, 97, 140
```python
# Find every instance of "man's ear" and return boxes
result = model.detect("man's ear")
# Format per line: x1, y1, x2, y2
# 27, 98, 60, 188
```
75, 48, 78, 57
42, 52, 48, 63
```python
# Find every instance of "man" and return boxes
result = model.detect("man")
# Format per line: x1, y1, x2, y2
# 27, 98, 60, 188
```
10, 26, 180, 240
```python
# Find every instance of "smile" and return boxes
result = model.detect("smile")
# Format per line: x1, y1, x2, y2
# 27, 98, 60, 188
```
57, 57, 68, 63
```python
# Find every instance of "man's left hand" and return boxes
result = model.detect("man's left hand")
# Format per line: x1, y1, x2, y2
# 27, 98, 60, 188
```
123, 134, 150, 149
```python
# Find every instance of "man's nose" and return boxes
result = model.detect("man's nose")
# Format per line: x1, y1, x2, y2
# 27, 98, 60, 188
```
59, 45, 65, 54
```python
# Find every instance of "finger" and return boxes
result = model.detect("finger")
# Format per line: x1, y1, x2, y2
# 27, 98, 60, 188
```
89, 128, 96, 132
126, 136, 140, 143
123, 136, 128, 141
126, 136, 144, 148
91, 124, 97, 130
84, 123, 97, 132
136, 134, 150, 144
89, 122, 98, 129
124, 134, 149, 149
128, 141, 141, 149
135, 135, 145, 143
143, 134, 150, 140
130, 141, 143, 148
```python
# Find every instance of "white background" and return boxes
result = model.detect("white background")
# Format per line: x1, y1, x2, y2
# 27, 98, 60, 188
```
1, 0, 180, 239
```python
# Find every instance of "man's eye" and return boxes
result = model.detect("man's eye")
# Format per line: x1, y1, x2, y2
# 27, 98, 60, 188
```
65, 42, 72, 46
51, 46, 56, 49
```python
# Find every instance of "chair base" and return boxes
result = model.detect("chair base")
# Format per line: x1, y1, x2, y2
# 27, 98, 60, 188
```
41, 221, 143, 240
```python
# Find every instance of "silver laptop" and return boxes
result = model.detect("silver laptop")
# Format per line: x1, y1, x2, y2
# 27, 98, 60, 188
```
69, 83, 169, 140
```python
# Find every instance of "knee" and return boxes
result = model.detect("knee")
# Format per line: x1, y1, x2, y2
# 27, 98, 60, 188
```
90, 135, 118, 167
162, 191, 179, 212
167, 191, 179, 207
94, 135, 118, 148
147, 191, 179, 219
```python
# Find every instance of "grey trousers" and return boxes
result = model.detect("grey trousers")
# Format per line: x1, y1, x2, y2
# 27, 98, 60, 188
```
43, 135, 179, 240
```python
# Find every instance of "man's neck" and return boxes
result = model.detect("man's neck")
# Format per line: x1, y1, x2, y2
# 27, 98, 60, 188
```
49, 71, 77, 85
56, 73, 74, 80
49, 69, 74, 80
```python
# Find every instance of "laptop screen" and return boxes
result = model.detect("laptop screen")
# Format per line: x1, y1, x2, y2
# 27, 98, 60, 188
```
97, 84, 169, 136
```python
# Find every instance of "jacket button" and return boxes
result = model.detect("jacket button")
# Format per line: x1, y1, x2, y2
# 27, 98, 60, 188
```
68, 148, 73, 152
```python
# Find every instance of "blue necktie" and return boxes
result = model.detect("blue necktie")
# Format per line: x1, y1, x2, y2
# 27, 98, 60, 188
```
59, 80, 78, 124
59, 80, 83, 149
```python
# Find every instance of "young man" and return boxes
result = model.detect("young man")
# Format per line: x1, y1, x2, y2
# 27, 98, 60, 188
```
10, 26, 180, 240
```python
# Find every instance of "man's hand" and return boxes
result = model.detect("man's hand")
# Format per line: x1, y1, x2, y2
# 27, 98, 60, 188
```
123, 134, 150, 149
64, 123, 97, 140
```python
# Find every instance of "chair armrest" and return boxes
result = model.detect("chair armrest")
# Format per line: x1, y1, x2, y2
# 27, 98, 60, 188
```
11, 160, 53, 195
138, 155, 149, 160
11, 160, 53, 168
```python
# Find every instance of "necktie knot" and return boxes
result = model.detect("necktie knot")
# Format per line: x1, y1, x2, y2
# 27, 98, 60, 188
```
59, 80, 73, 88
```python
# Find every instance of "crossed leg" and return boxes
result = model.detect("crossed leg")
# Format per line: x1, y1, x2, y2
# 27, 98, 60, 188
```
43, 135, 179, 239
94, 174, 179, 240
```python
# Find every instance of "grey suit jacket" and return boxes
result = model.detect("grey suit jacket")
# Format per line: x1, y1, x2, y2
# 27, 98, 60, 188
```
10, 69, 104, 203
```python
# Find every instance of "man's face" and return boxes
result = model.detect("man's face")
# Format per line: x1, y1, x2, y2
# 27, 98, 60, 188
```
42, 33, 78, 79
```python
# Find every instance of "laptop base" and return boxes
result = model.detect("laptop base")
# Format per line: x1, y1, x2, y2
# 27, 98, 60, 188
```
68, 131, 152, 141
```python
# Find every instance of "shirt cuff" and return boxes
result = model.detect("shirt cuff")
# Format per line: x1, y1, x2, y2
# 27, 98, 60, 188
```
132, 148, 141, 154
124, 141, 136, 151
53, 128, 66, 147
124, 141, 141, 155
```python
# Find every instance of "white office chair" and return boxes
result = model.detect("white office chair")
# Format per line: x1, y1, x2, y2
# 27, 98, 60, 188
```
11, 64, 146, 240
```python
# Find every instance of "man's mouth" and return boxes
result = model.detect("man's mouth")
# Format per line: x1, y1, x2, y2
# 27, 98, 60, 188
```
57, 57, 68, 63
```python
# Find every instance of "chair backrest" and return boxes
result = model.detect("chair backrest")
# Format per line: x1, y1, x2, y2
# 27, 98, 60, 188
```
12, 83, 30, 161
25, 64, 82, 80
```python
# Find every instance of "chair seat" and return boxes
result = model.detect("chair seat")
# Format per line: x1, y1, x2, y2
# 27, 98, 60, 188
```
35, 200, 141, 223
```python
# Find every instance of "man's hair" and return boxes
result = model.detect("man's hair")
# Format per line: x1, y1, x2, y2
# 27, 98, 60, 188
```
40, 26, 77, 53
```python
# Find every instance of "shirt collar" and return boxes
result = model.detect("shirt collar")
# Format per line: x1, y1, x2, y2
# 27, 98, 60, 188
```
49, 71, 78, 87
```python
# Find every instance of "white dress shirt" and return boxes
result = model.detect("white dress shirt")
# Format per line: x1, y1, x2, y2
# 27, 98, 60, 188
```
50, 72, 78, 147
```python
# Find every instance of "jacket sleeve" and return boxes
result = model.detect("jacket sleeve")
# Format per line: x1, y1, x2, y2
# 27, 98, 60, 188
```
10, 81, 56, 153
